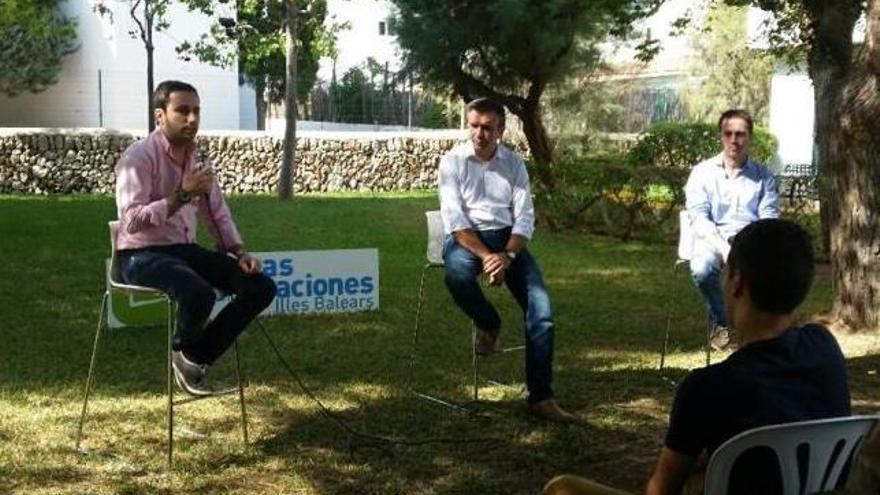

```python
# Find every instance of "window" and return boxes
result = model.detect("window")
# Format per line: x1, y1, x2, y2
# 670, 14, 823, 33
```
379, 21, 386, 35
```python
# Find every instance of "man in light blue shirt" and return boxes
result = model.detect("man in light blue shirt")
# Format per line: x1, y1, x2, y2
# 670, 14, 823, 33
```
685, 109, 780, 349
438, 98, 574, 422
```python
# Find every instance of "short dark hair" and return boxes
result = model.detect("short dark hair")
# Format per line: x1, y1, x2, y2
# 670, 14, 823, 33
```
153, 80, 198, 110
467, 97, 505, 128
718, 109, 753, 135
727, 219, 814, 315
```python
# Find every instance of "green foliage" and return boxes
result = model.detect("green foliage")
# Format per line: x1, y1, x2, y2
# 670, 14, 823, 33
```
0, 0, 77, 96
545, 75, 628, 154
682, 4, 776, 124
330, 67, 372, 123
531, 154, 689, 241
626, 122, 778, 169
390, 0, 665, 166
177, 0, 338, 106
721, 0, 813, 68
417, 101, 452, 129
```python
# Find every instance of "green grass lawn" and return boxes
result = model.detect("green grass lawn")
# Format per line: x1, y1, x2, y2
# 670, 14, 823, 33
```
0, 193, 875, 494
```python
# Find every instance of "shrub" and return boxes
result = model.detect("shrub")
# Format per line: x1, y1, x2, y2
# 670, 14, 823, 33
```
626, 122, 778, 168
532, 154, 688, 241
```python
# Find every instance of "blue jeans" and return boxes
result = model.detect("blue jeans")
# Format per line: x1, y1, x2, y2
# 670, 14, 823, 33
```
442, 228, 554, 404
689, 239, 727, 327
119, 244, 276, 365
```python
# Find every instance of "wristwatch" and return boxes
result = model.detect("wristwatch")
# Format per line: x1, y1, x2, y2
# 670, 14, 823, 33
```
505, 250, 517, 262
176, 189, 192, 204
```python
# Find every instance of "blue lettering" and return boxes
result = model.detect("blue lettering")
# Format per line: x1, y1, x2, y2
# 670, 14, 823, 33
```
263, 259, 277, 277
328, 277, 344, 295
292, 280, 304, 297
280, 259, 294, 277
345, 277, 359, 294
360, 276, 374, 293
313, 279, 328, 296
276, 280, 290, 298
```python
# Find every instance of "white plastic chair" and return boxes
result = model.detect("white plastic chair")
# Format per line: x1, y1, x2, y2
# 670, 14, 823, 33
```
75, 220, 248, 469
408, 211, 523, 410
660, 210, 712, 371
705, 415, 880, 495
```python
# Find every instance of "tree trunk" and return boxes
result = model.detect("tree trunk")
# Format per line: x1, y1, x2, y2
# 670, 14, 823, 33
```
278, 0, 298, 200
254, 78, 267, 131
512, 99, 554, 188
145, 1, 155, 133
827, 2, 880, 329
808, 1, 860, 261
830, 85, 880, 329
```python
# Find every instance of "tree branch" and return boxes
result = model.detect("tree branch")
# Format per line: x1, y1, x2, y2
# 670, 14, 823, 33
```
130, 0, 149, 47
449, 60, 525, 114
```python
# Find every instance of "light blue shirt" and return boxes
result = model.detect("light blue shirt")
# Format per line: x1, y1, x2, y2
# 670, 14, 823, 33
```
438, 142, 535, 239
685, 153, 780, 242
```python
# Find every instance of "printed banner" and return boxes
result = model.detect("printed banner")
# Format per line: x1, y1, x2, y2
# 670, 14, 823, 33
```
107, 249, 379, 329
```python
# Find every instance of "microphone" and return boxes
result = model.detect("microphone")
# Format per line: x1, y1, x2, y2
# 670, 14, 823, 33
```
195, 149, 212, 200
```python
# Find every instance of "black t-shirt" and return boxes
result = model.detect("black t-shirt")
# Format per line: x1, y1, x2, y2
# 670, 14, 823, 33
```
665, 324, 851, 493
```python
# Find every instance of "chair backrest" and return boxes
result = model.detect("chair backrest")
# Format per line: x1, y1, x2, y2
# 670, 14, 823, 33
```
677, 210, 694, 261
704, 415, 880, 495
425, 210, 445, 266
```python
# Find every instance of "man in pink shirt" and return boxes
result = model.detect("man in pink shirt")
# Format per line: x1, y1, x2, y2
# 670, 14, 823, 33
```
115, 80, 276, 396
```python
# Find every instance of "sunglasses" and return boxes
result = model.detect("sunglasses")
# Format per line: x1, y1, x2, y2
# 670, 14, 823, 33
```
723, 131, 749, 138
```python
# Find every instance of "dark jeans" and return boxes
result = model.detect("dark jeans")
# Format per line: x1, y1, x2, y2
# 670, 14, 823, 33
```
119, 244, 276, 365
442, 228, 555, 403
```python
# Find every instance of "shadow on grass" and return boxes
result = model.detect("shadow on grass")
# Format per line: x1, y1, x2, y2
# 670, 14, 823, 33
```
248, 364, 681, 495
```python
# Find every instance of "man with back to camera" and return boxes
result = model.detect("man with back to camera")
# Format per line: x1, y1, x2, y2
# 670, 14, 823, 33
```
438, 97, 575, 422
543, 218, 851, 494
115, 80, 276, 396
685, 109, 779, 350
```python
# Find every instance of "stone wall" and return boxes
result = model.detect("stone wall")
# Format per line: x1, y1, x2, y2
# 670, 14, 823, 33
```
0, 129, 526, 195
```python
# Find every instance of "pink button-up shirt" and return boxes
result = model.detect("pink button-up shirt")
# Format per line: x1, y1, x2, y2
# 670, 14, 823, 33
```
115, 129, 243, 252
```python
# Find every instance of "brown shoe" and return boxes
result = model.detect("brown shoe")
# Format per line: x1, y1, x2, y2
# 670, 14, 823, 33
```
474, 327, 501, 356
529, 399, 577, 423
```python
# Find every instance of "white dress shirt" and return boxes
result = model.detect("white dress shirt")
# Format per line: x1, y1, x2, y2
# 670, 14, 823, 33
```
438, 141, 535, 239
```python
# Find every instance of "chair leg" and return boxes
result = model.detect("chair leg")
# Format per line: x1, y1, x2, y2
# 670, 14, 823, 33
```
75, 291, 109, 451
471, 322, 479, 402
661, 261, 684, 371
166, 299, 175, 471
233, 338, 249, 445
407, 263, 432, 391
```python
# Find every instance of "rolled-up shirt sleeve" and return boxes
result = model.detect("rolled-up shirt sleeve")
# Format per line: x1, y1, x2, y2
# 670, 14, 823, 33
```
685, 165, 720, 240
438, 154, 472, 234
511, 158, 535, 239
758, 169, 780, 219
198, 179, 243, 251
115, 147, 170, 234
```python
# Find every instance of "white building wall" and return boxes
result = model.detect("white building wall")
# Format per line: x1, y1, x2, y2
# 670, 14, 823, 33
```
319, 0, 401, 82
768, 73, 814, 167
0, 0, 241, 131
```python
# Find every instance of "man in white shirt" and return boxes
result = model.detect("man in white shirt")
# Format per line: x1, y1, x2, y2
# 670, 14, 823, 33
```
438, 98, 574, 422
685, 109, 779, 349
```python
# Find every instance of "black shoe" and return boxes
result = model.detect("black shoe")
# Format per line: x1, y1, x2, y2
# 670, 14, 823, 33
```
171, 351, 214, 396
